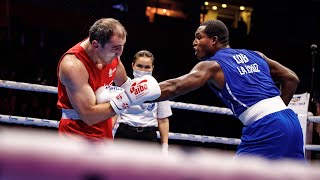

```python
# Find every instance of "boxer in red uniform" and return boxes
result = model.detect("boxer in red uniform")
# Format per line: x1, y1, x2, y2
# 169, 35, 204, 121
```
57, 18, 160, 142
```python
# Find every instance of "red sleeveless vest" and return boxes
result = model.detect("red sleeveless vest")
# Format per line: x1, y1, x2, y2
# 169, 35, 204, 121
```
57, 38, 118, 141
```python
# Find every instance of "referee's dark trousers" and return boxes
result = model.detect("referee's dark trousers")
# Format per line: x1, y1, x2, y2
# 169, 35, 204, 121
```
114, 123, 158, 142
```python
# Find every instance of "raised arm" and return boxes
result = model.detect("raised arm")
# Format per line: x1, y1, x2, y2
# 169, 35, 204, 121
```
256, 51, 299, 105
157, 61, 220, 101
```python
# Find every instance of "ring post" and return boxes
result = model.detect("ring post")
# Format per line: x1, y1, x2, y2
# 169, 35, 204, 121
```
288, 92, 311, 158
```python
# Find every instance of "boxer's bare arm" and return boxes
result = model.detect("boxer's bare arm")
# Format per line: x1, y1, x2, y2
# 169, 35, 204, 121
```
113, 57, 129, 86
111, 115, 118, 128
157, 61, 221, 101
157, 117, 169, 144
256, 51, 299, 105
59, 55, 116, 125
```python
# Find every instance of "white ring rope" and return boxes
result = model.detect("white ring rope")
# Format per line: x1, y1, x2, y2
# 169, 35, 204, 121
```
307, 116, 320, 123
0, 114, 240, 145
0, 79, 58, 94
0, 79, 233, 115
0, 114, 59, 128
1, 79, 320, 121
169, 101, 233, 115
1, 114, 320, 151
165, 132, 241, 145
2, 128, 320, 180
1, 79, 320, 151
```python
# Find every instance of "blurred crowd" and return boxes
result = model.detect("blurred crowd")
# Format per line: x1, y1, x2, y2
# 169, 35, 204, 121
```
0, 29, 61, 120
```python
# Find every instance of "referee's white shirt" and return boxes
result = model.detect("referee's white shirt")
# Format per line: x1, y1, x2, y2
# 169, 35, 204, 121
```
117, 100, 172, 127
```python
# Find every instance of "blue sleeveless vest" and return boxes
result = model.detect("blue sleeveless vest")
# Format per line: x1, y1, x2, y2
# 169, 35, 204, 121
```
207, 48, 280, 117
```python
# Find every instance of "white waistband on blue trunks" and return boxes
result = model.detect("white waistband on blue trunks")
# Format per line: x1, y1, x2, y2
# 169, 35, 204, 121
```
61, 109, 81, 120
238, 96, 288, 126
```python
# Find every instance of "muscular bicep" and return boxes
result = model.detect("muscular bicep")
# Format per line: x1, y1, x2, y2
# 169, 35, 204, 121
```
179, 63, 213, 91
59, 55, 96, 114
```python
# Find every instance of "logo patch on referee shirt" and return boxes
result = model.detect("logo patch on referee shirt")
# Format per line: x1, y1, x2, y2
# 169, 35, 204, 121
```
146, 103, 155, 111
291, 96, 301, 102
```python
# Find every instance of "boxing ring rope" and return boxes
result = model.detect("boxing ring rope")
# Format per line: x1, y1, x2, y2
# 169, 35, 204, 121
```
307, 116, 320, 123
1, 79, 320, 151
2, 113, 320, 151
0, 79, 234, 114
2, 79, 320, 179
0, 79, 58, 94
1, 128, 319, 180
0, 114, 242, 145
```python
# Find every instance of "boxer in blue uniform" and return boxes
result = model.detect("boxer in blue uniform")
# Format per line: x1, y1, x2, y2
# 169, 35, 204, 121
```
155, 20, 304, 160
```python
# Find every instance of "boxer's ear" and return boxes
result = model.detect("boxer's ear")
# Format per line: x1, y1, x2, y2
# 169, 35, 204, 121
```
92, 40, 100, 49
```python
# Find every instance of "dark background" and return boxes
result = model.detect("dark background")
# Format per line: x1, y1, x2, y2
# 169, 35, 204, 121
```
0, 0, 320, 152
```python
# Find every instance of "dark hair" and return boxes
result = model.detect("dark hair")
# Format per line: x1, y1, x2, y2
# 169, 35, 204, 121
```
200, 20, 229, 44
132, 50, 155, 65
89, 18, 127, 47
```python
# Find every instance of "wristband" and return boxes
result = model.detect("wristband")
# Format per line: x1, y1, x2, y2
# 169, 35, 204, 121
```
120, 77, 131, 89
